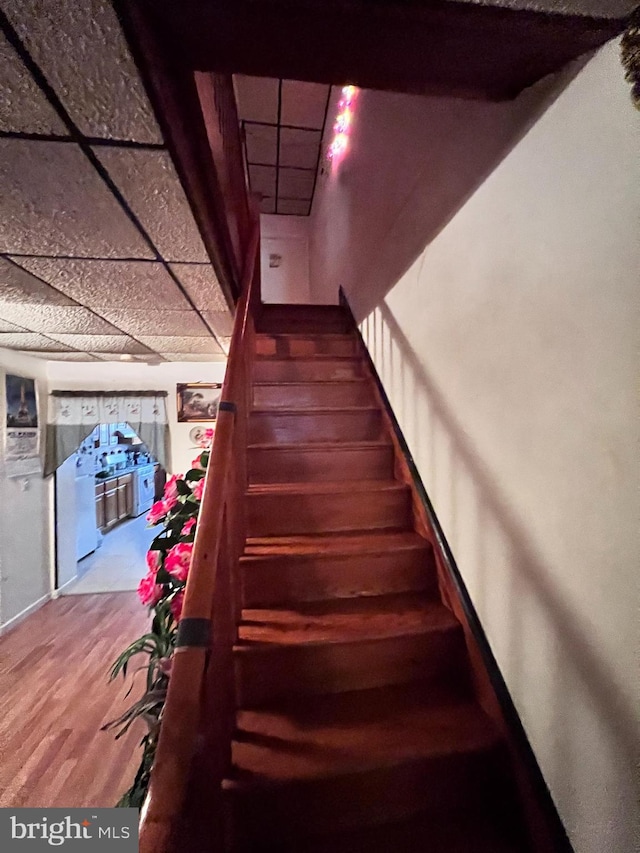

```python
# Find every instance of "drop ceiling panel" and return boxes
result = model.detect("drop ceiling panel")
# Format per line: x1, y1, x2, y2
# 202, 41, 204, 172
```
245, 124, 278, 166
91, 352, 156, 362
30, 351, 99, 361
259, 197, 276, 215
279, 127, 321, 169
160, 353, 224, 362
0, 258, 76, 304
0, 304, 120, 335
0, 140, 155, 258
281, 81, 329, 129
234, 76, 279, 124
279, 168, 315, 199
0, 33, 69, 135
2, 0, 162, 143
277, 199, 312, 216
248, 164, 277, 198
170, 264, 230, 312
95, 148, 209, 262
97, 309, 209, 337
137, 336, 223, 355
46, 333, 151, 354
0, 332, 72, 351
202, 311, 234, 338
0, 319, 27, 333
14, 258, 192, 310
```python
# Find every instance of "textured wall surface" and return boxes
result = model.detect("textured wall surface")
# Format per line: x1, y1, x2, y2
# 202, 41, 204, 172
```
310, 40, 639, 853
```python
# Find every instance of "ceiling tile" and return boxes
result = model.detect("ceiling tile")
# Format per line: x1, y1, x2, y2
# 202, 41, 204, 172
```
96, 309, 209, 337
277, 199, 312, 216
30, 351, 99, 361
279, 128, 321, 169
279, 168, 315, 199
160, 353, 226, 363
249, 164, 276, 198
259, 197, 276, 215
281, 81, 329, 129
13, 258, 191, 310
202, 311, 234, 338
0, 319, 27, 333
94, 148, 208, 262
90, 352, 161, 362
137, 336, 223, 355
219, 338, 231, 354
2, 0, 162, 143
0, 303, 120, 334
46, 334, 151, 353
0, 258, 76, 305
0, 33, 69, 135
0, 332, 72, 351
244, 123, 278, 165
0, 139, 154, 258
234, 76, 279, 124
170, 263, 230, 312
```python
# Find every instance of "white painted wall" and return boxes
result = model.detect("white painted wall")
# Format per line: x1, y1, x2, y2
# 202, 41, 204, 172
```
46, 360, 227, 476
310, 41, 639, 853
0, 348, 52, 630
260, 214, 311, 304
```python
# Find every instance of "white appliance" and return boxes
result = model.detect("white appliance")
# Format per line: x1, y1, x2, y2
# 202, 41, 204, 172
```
56, 452, 98, 588
133, 464, 155, 516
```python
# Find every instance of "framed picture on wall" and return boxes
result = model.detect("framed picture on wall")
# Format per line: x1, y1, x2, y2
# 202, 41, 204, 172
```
176, 383, 222, 423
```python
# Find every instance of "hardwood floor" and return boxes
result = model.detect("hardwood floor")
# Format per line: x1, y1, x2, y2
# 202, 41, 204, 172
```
0, 592, 149, 807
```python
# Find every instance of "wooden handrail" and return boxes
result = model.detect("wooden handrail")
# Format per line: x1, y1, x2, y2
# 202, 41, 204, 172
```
139, 224, 260, 853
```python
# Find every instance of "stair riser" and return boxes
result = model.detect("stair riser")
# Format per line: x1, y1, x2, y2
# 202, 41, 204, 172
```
247, 489, 411, 536
256, 307, 351, 335
256, 336, 357, 358
248, 444, 394, 483
242, 548, 437, 607
235, 629, 466, 705
253, 382, 374, 409
229, 749, 502, 847
254, 359, 362, 382
249, 411, 383, 445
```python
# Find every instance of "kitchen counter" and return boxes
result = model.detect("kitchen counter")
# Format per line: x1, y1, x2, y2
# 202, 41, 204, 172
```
95, 463, 154, 483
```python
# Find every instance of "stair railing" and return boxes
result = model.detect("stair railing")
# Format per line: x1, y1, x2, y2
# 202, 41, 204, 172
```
139, 223, 260, 853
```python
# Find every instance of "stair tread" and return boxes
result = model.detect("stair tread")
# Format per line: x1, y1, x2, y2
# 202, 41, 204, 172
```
244, 530, 429, 558
254, 379, 368, 386
248, 479, 406, 496
256, 354, 359, 362
256, 333, 355, 339
249, 439, 390, 451
238, 594, 457, 646
251, 405, 379, 415
229, 682, 499, 785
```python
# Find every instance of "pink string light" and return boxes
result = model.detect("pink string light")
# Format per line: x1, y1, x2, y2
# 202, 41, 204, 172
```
328, 85, 358, 162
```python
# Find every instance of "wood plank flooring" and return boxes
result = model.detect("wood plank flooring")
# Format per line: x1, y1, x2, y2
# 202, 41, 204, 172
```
0, 592, 149, 807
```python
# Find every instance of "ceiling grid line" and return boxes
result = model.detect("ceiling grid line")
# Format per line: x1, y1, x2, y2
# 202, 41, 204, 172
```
274, 79, 282, 215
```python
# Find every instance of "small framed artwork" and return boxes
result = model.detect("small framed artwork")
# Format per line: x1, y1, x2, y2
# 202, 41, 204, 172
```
177, 383, 222, 423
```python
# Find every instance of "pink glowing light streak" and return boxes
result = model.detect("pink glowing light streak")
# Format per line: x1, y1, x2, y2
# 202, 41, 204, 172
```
328, 85, 358, 162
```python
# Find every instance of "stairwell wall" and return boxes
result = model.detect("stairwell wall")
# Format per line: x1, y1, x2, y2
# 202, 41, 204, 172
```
309, 40, 639, 853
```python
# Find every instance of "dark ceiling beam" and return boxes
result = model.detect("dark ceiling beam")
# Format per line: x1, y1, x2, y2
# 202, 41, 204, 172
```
134, 0, 624, 101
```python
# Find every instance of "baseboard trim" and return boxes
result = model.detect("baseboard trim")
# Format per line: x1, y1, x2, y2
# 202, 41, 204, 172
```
52, 575, 79, 598
0, 592, 51, 637
339, 287, 574, 853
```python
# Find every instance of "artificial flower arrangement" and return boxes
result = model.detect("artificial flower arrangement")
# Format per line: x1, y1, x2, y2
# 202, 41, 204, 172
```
103, 428, 214, 808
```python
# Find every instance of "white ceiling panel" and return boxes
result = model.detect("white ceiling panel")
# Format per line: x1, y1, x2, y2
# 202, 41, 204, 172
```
160, 353, 225, 363
170, 264, 231, 312
0, 33, 69, 135
245, 124, 278, 166
248, 164, 277, 198
137, 336, 223, 355
14, 258, 192, 310
202, 311, 234, 338
259, 197, 276, 215
45, 333, 151, 353
234, 76, 279, 124
278, 199, 312, 216
90, 352, 159, 362
29, 351, 99, 361
280, 127, 321, 169
97, 309, 209, 337
95, 148, 209, 262
279, 168, 315, 199
281, 81, 329, 129
2, 0, 162, 143
455, 1, 635, 15
0, 319, 27, 333
0, 303, 120, 335
0, 332, 72, 351
0, 258, 76, 304
0, 139, 155, 258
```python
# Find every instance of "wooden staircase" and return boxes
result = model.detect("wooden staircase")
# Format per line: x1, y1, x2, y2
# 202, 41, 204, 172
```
222, 305, 530, 851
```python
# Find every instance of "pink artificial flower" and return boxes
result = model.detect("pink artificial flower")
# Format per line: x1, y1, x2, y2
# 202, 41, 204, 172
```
191, 477, 205, 501
137, 572, 163, 607
146, 499, 166, 525
191, 454, 205, 470
146, 549, 161, 574
170, 590, 185, 622
164, 542, 194, 582
181, 517, 197, 537
163, 474, 182, 512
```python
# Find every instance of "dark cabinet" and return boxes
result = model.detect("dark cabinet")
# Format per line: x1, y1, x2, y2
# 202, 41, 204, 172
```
96, 473, 134, 533
95, 483, 105, 531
